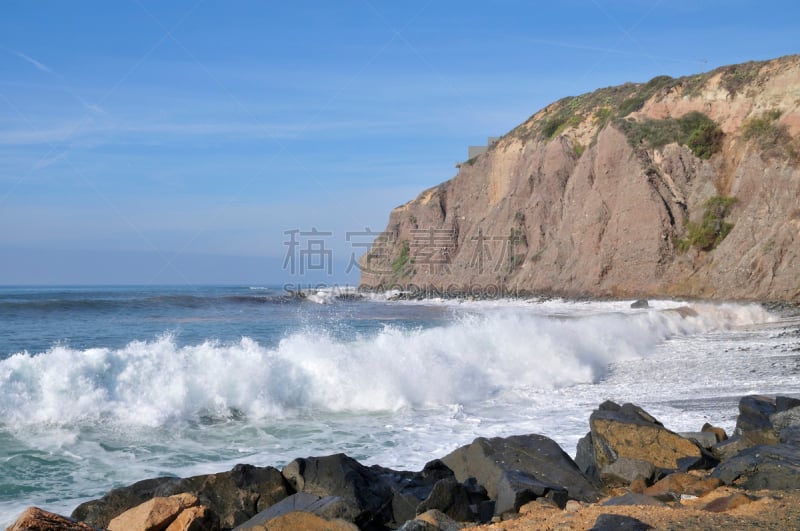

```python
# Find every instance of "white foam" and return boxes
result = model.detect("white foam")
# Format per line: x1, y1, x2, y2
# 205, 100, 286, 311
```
0, 303, 772, 429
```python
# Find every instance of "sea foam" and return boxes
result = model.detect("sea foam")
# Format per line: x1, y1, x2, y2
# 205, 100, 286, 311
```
0, 303, 771, 429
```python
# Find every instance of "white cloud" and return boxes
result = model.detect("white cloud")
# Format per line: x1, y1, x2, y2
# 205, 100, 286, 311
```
12, 50, 53, 73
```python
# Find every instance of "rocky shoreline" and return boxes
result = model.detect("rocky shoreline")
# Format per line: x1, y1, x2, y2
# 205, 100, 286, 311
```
8, 394, 800, 531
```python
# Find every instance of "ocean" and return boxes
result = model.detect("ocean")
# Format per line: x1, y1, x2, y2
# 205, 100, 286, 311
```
0, 285, 798, 526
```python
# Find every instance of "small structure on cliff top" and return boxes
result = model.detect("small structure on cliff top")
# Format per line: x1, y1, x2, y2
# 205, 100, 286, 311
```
466, 137, 500, 161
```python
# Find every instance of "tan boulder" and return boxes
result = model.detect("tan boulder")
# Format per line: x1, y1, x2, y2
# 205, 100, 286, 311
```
643, 472, 721, 498
590, 402, 703, 472
165, 505, 218, 531
416, 509, 467, 530
108, 493, 199, 531
6, 507, 96, 531
702, 492, 755, 512
238, 511, 358, 531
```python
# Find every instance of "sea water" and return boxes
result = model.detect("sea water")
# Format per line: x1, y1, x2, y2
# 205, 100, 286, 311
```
0, 285, 798, 525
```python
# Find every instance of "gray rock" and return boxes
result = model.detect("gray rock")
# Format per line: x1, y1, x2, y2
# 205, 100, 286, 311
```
711, 443, 800, 489
441, 434, 599, 505
281, 454, 453, 529
776, 396, 800, 412
678, 431, 719, 449
770, 404, 800, 443
71, 464, 290, 530
575, 431, 599, 481
601, 493, 667, 507
590, 513, 654, 530
71, 477, 176, 529
599, 457, 655, 486
233, 494, 360, 530
735, 395, 779, 445
494, 470, 567, 515
630, 299, 650, 309
371, 459, 455, 525
415, 477, 489, 523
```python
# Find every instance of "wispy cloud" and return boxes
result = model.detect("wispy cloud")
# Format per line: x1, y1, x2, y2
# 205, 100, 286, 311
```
12, 50, 53, 73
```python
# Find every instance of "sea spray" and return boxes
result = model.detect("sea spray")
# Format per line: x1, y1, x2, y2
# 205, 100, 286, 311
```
0, 303, 772, 429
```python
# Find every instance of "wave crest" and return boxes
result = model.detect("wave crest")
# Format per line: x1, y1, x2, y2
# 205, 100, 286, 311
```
0, 303, 771, 428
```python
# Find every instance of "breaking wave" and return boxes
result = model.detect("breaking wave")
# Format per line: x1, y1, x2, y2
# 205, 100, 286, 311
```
0, 303, 772, 428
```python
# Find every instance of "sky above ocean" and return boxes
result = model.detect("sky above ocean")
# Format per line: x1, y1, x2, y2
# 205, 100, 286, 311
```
1, 0, 798, 285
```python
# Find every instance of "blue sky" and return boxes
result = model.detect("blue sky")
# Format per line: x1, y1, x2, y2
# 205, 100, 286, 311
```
1, 1, 797, 285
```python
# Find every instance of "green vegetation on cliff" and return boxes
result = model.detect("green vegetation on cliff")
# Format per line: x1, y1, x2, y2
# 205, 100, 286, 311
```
617, 111, 723, 159
676, 196, 738, 252
743, 110, 799, 162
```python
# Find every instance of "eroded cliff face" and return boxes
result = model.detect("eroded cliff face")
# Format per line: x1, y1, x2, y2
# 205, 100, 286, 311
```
360, 56, 800, 301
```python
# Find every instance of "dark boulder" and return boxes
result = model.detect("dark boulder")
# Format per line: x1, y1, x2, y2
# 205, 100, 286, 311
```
712, 443, 800, 489
441, 433, 599, 507
232, 493, 360, 530
281, 454, 452, 529
630, 299, 649, 309
71, 464, 290, 530
590, 513, 653, 531
281, 453, 394, 529
770, 399, 800, 444
415, 476, 490, 523
589, 513, 653, 531
71, 476, 177, 529
575, 431, 599, 481
735, 395, 779, 446
370, 459, 455, 525
494, 470, 568, 515
598, 457, 655, 486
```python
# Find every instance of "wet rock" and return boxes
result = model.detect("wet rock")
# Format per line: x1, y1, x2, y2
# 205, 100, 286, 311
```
72, 464, 289, 530
232, 493, 360, 530
630, 299, 649, 309
6, 507, 98, 531
494, 470, 567, 515
281, 454, 450, 529
679, 431, 718, 449
712, 443, 800, 489
589, 401, 705, 472
71, 476, 177, 529
159, 464, 289, 529
281, 453, 394, 529
776, 396, 800, 412
589, 513, 653, 530
415, 477, 489, 523
441, 434, 599, 506
599, 457, 655, 486
107, 493, 200, 531
371, 459, 456, 525
735, 395, 779, 445
770, 401, 800, 443
574, 431, 599, 481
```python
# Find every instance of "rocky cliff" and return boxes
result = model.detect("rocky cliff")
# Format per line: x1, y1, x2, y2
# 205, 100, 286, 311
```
359, 55, 800, 301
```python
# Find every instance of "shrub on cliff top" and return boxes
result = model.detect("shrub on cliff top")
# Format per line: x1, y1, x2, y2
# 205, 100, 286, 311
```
617, 111, 723, 159
742, 110, 797, 162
